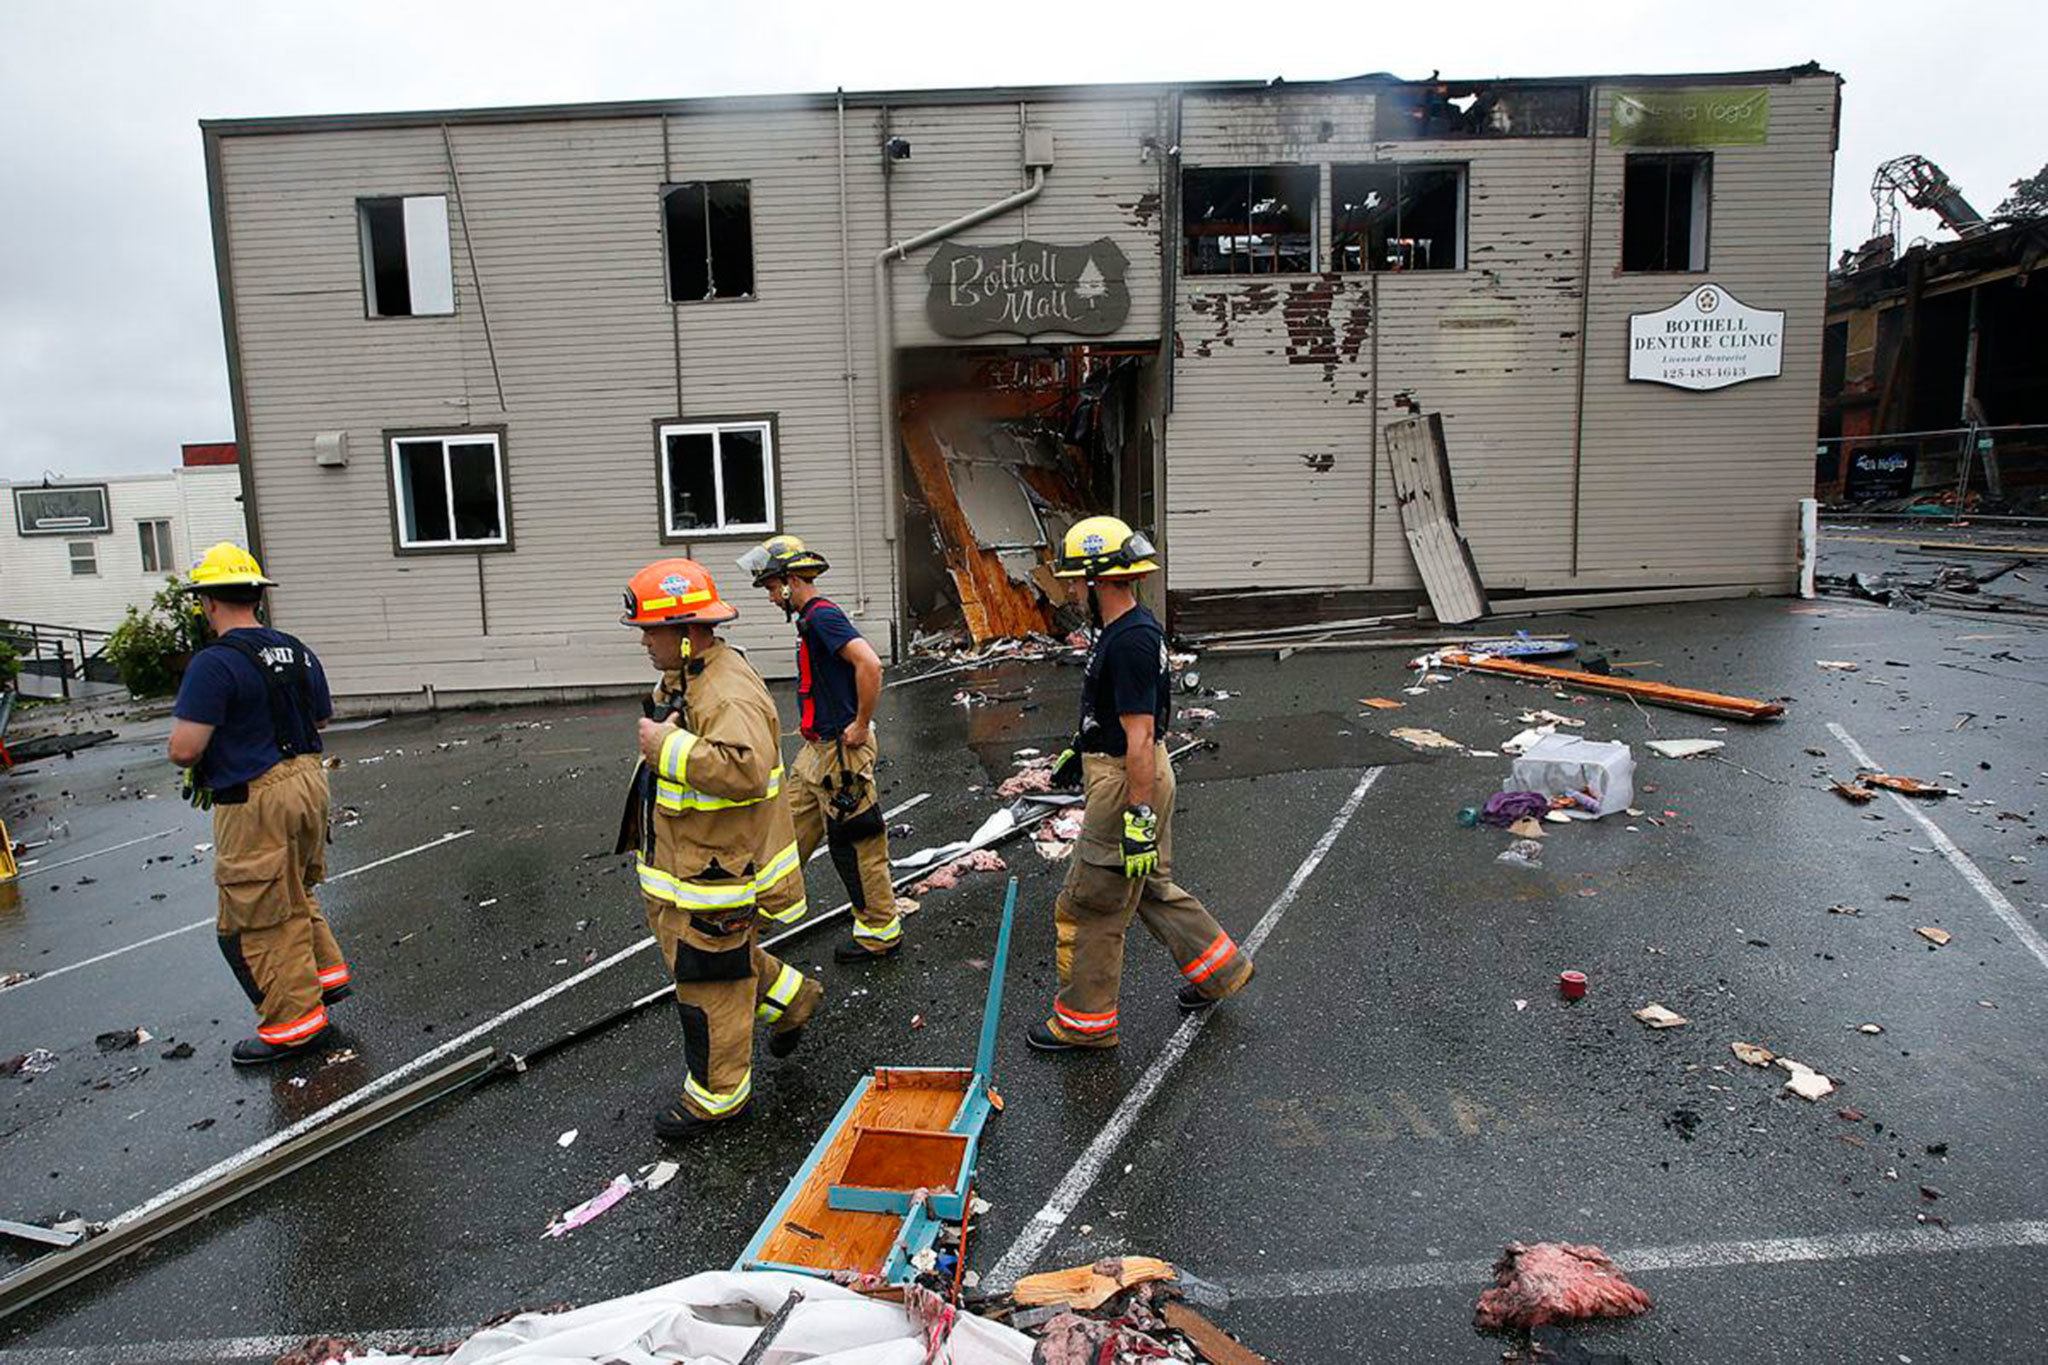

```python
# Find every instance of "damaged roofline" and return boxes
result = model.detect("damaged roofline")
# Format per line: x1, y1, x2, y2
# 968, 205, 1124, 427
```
196, 62, 1836, 138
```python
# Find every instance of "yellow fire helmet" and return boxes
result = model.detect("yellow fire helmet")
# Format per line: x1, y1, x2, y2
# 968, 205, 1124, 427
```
737, 534, 830, 587
1052, 515, 1159, 580
186, 542, 276, 590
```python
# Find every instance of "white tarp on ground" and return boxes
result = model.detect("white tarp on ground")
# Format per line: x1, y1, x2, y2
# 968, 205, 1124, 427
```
347, 1271, 1032, 1364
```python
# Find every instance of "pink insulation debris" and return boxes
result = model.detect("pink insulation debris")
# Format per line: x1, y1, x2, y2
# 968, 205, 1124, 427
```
998, 763, 1056, 798
911, 849, 1008, 895
1473, 1242, 1653, 1333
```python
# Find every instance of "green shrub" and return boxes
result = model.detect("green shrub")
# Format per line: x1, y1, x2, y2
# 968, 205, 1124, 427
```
104, 580, 206, 699
0, 624, 21, 691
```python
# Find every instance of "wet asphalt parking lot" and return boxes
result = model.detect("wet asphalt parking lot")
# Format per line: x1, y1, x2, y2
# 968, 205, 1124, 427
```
1, 524, 2045, 1363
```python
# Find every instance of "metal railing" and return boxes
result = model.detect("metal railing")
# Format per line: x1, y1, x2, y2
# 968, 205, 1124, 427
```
1, 620, 116, 702
1817, 423, 2048, 514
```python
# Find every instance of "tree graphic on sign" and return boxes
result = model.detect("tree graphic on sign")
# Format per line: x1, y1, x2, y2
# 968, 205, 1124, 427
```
1074, 256, 1106, 305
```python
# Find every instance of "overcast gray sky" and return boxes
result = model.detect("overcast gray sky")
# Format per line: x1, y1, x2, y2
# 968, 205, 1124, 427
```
1, 0, 2040, 481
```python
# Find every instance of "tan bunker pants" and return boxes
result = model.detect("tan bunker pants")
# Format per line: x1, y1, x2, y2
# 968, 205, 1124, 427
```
213, 756, 348, 1047
787, 735, 901, 952
1046, 745, 1252, 1047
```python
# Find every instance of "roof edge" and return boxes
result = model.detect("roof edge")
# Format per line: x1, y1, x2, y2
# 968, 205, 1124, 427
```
199, 62, 1836, 138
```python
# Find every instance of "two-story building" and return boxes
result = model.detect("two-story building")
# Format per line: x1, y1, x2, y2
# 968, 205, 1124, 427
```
203, 65, 1839, 704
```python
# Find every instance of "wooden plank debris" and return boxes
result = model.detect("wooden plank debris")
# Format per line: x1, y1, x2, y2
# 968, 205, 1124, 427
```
1384, 414, 1489, 625
1012, 1256, 1176, 1310
1438, 652, 1786, 721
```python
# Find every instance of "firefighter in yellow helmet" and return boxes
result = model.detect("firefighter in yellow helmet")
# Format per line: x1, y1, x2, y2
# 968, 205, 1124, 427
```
1029, 517, 1253, 1051
738, 535, 905, 963
618, 558, 822, 1139
166, 544, 351, 1065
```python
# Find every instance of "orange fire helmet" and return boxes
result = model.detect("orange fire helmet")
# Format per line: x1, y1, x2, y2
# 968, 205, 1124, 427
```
620, 558, 740, 628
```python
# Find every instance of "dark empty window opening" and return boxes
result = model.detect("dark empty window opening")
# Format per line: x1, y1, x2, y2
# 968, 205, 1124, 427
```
390, 433, 507, 550
1182, 166, 1318, 275
659, 419, 777, 536
1375, 82, 1588, 140
664, 181, 756, 302
358, 195, 454, 317
1622, 154, 1711, 272
1332, 164, 1467, 272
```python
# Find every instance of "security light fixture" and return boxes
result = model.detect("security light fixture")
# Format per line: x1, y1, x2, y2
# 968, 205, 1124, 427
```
884, 137, 912, 161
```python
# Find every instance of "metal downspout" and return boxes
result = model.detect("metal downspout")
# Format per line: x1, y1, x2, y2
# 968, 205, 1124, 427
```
835, 90, 868, 614
872, 166, 1049, 562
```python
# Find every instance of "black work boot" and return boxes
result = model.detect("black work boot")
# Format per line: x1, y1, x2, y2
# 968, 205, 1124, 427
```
1026, 1020, 1090, 1053
768, 976, 824, 1059
653, 1102, 748, 1141
833, 940, 899, 965
230, 1028, 330, 1067
1179, 961, 1255, 1012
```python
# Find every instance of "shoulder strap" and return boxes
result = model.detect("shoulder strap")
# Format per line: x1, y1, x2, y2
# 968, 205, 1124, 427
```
207, 633, 317, 757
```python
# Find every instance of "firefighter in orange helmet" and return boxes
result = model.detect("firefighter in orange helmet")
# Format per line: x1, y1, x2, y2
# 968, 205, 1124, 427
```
617, 558, 821, 1138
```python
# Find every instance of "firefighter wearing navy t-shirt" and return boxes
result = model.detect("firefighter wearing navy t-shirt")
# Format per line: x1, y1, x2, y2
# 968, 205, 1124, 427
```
166, 544, 348, 1066
739, 535, 905, 964
1029, 516, 1254, 1051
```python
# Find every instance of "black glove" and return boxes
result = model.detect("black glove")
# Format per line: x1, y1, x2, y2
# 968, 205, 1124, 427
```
1049, 744, 1083, 790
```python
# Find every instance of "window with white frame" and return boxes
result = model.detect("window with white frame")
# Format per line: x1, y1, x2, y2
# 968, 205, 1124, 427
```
358, 195, 456, 317
389, 432, 509, 550
69, 540, 98, 576
658, 420, 776, 537
138, 519, 174, 574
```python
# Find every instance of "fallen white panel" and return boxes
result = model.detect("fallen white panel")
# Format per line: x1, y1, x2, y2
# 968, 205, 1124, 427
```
1384, 414, 1489, 625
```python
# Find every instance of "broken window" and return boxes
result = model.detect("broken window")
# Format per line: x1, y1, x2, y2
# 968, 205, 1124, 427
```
390, 432, 508, 550
1622, 154, 1711, 272
1375, 82, 1588, 139
13, 484, 110, 535
663, 181, 755, 302
68, 540, 97, 576
1332, 164, 1467, 272
137, 519, 173, 574
659, 419, 776, 536
1182, 166, 1318, 275
358, 196, 455, 317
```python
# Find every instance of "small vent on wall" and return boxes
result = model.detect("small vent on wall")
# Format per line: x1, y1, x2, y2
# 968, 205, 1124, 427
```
313, 431, 349, 467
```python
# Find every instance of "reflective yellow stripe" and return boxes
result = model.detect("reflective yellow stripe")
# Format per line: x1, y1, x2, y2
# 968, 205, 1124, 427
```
684, 1069, 752, 1117
635, 862, 757, 911
755, 963, 805, 1021
658, 728, 699, 783
756, 896, 807, 924
752, 841, 800, 891
653, 765, 785, 813
852, 915, 903, 944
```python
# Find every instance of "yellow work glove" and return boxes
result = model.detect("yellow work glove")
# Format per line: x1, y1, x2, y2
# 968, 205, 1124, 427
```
179, 767, 213, 811
1120, 804, 1159, 879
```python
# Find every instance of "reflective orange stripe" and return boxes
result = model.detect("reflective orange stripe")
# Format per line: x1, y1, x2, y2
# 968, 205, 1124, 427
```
1053, 1002, 1118, 1034
257, 1003, 329, 1045
318, 964, 351, 986
1182, 932, 1236, 984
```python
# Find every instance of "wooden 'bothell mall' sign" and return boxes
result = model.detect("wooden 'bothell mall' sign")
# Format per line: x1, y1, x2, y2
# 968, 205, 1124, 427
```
924, 238, 1131, 338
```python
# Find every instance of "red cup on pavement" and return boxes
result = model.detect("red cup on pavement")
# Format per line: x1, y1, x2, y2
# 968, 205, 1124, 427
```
1558, 970, 1588, 1000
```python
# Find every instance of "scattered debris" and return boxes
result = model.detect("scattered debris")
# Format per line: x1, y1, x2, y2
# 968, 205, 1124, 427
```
1645, 739, 1725, 759
94, 1028, 150, 1053
1360, 697, 1406, 710
1858, 1023, 1884, 1035
1632, 1004, 1688, 1030
543, 1174, 632, 1239
1473, 1242, 1653, 1332
1830, 779, 1876, 805
637, 1160, 680, 1192
1815, 660, 1860, 671
1497, 839, 1545, 869
1916, 926, 1953, 947
160, 1042, 195, 1061
1391, 726, 1465, 753
1827, 904, 1861, 916
557, 1129, 579, 1148
996, 761, 1056, 799
1440, 652, 1786, 721
1013, 1256, 1176, 1310
1482, 791, 1552, 827
1777, 1058, 1837, 1101
911, 848, 1008, 894
1558, 971, 1587, 1001
1507, 817, 1547, 839
1730, 1042, 1775, 1067
3, 1049, 58, 1077
1860, 773, 1953, 798
1510, 735, 1635, 818
0, 971, 32, 990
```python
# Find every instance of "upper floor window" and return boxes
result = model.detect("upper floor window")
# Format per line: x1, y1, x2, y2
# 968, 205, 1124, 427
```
664, 182, 755, 302
138, 519, 174, 574
358, 195, 455, 317
658, 419, 776, 537
1622, 154, 1711, 272
1182, 167, 1318, 275
389, 432, 508, 551
1332, 164, 1468, 272
69, 541, 98, 576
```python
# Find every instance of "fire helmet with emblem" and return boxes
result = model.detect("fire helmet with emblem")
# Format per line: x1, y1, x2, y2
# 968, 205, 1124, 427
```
1052, 515, 1159, 580
620, 558, 740, 627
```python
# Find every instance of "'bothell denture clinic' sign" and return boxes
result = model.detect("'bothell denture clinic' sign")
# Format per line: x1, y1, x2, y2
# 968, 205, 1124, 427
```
924, 238, 1131, 338
1628, 284, 1785, 391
